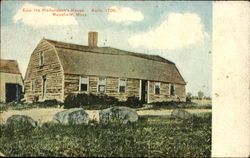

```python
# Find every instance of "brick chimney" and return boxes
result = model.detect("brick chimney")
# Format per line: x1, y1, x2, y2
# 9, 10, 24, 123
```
88, 31, 98, 47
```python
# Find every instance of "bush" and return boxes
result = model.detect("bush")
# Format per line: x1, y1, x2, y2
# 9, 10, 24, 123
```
64, 93, 118, 109
34, 99, 60, 107
64, 93, 143, 109
149, 101, 185, 109
28, 99, 61, 109
64, 94, 85, 109
186, 97, 192, 103
118, 96, 143, 108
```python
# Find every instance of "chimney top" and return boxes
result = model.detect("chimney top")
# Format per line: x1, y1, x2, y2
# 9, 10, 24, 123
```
88, 31, 98, 47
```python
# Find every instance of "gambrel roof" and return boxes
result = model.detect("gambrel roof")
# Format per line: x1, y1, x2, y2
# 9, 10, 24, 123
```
0, 59, 21, 74
44, 39, 186, 85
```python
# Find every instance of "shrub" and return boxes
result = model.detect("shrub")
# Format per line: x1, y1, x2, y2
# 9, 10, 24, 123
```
28, 99, 61, 108
119, 96, 143, 108
64, 93, 143, 109
64, 93, 118, 109
38, 99, 60, 107
64, 94, 80, 109
186, 97, 192, 103
149, 101, 184, 109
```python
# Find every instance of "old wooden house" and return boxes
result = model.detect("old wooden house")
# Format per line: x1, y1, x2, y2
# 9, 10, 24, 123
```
24, 32, 186, 103
0, 59, 23, 103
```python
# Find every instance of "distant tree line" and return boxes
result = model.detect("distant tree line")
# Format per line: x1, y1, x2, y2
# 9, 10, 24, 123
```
186, 91, 211, 101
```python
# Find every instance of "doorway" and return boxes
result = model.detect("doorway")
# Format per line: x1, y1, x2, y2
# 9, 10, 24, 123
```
141, 80, 148, 103
42, 76, 47, 99
5, 83, 22, 102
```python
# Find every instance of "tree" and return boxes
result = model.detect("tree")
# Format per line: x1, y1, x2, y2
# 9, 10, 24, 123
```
186, 92, 192, 98
186, 92, 192, 103
198, 91, 204, 100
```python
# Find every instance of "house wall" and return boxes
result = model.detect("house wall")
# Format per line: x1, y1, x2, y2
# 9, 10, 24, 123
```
148, 81, 186, 103
0, 72, 23, 102
64, 74, 140, 101
63, 74, 186, 103
24, 40, 64, 102
175, 84, 186, 101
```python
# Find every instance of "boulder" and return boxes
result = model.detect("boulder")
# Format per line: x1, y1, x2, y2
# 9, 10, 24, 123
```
99, 107, 138, 124
171, 109, 192, 120
53, 108, 89, 125
6, 115, 37, 127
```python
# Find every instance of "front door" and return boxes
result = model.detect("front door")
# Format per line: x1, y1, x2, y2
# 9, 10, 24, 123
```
5, 83, 22, 102
141, 80, 148, 103
42, 76, 47, 99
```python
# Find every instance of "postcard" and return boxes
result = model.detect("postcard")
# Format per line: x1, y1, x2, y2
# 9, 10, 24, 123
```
0, 1, 249, 157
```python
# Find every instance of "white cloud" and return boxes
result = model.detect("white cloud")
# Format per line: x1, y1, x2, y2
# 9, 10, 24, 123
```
128, 13, 209, 50
107, 6, 143, 24
13, 3, 78, 27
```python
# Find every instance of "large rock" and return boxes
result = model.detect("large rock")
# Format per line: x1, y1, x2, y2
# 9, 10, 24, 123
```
53, 108, 89, 125
6, 115, 37, 127
99, 107, 138, 124
171, 109, 192, 120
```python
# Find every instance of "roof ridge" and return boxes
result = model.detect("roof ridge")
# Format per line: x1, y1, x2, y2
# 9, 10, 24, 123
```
43, 38, 174, 64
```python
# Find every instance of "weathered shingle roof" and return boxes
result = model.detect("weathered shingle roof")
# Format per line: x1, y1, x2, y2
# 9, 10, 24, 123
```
0, 59, 21, 74
45, 39, 186, 84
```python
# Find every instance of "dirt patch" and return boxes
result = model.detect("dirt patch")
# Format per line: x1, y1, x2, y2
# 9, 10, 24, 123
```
0, 108, 64, 125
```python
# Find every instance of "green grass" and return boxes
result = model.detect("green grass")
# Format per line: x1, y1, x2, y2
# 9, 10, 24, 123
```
146, 101, 212, 110
0, 100, 60, 112
0, 113, 211, 157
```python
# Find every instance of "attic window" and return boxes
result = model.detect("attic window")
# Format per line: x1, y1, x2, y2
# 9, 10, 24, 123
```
170, 84, 175, 96
154, 82, 160, 94
98, 78, 106, 92
119, 79, 126, 93
80, 76, 88, 91
39, 51, 44, 66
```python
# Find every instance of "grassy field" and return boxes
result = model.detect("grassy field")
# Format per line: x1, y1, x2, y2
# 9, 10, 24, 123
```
191, 99, 212, 106
0, 113, 211, 157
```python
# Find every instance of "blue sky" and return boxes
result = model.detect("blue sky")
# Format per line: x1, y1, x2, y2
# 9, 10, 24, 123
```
1, 1, 212, 97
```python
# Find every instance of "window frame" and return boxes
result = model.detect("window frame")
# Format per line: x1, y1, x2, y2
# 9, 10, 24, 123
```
154, 82, 161, 95
98, 77, 106, 93
79, 76, 89, 92
118, 79, 126, 93
39, 51, 44, 66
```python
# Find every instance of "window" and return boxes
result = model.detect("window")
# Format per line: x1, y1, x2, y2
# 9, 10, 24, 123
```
98, 78, 106, 92
80, 77, 88, 91
119, 79, 126, 93
170, 84, 175, 96
154, 82, 160, 94
31, 80, 35, 91
39, 51, 44, 66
